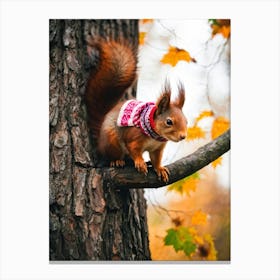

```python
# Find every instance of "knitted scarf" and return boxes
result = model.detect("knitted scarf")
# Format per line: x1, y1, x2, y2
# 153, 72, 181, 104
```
117, 100, 167, 142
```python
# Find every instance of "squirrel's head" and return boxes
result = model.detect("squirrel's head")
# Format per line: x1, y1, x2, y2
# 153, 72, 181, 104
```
154, 81, 188, 142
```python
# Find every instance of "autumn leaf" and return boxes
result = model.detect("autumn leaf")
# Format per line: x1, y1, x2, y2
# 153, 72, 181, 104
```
187, 126, 206, 141
211, 156, 223, 168
209, 19, 231, 39
191, 210, 207, 226
195, 110, 214, 123
181, 175, 198, 197
167, 172, 200, 196
139, 32, 146, 45
186, 111, 213, 141
188, 226, 197, 236
189, 227, 204, 245
140, 19, 154, 24
202, 234, 217, 260
164, 227, 196, 256
211, 116, 230, 139
161, 46, 196, 67
193, 234, 204, 245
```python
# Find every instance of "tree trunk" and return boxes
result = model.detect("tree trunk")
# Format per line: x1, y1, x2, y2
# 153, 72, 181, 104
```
49, 19, 151, 260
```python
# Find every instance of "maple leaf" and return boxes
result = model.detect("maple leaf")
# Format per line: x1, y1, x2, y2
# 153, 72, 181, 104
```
161, 46, 196, 67
191, 210, 207, 226
183, 240, 196, 256
187, 126, 206, 141
167, 172, 200, 197
164, 227, 197, 256
181, 176, 198, 197
164, 228, 181, 252
211, 116, 230, 139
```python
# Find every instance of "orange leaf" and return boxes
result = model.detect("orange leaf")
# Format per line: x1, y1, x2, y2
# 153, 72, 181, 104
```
140, 19, 154, 24
191, 210, 207, 226
220, 26, 231, 39
161, 46, 196, 67
187, 126, 205, 141
139, 32, 146, 45
211, 117, 230, 139
195, 110, 214, 124
211, 19, 231, 39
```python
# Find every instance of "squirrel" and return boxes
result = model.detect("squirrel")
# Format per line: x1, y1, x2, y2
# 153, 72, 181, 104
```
85, 39, 188, 183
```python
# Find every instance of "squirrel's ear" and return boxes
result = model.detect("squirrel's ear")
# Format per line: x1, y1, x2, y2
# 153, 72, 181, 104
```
174, 82, 185, 109
156, 81, 171, 115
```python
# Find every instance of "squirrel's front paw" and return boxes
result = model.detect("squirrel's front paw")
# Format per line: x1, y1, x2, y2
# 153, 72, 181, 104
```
134, 159, 148, 175
156, 166, 170, 183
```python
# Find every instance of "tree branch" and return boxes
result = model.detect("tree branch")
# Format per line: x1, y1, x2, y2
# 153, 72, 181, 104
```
103, 129, 230, 189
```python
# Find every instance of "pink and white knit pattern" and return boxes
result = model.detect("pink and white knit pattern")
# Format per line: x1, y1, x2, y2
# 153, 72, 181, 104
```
117, 100, 167, 142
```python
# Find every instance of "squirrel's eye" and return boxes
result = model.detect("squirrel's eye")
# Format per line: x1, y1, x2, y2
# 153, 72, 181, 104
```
166, 118, 173, 126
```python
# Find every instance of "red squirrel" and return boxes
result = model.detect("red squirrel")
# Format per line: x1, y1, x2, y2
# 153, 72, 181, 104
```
85, 39, 188, 182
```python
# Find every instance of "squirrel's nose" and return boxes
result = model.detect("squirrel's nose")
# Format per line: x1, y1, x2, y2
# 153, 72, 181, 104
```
180, 134, 186, 140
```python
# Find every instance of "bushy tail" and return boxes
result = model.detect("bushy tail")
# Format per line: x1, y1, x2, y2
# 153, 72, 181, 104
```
85, 39, 137, 138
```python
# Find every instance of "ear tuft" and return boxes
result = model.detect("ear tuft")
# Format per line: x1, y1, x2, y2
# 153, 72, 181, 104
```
156, 80, 171, 115
174, 81, 185, 109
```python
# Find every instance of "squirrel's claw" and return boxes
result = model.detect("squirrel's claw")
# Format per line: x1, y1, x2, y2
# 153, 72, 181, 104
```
156, 166, 170, 183
134, 159, 148, 175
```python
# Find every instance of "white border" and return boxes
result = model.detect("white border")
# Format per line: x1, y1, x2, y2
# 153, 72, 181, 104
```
0, 0, 279, 279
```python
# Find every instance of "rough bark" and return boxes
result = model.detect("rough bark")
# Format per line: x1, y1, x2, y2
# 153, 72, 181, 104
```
49, 19, 151, 260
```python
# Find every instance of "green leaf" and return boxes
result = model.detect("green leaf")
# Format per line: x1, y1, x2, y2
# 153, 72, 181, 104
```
208, 19, 219, 25
182, 240, 196, 256
164, 227, 197, 256
164, 229, 181, 252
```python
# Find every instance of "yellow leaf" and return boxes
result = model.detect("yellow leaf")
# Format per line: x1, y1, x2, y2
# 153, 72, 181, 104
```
187, 126, 205, 141
188, 226, 197, 236
211, 116, 230, 139
191, 210, 207, 226
161, 46, 196, 67
139, 32, 146, 45
181, 177, 197, 197
211, 156, 223, 168
189, 227, 204, 245
194, 235, 204, 245
203, 234, 217, 261
167, 173, 199, 196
